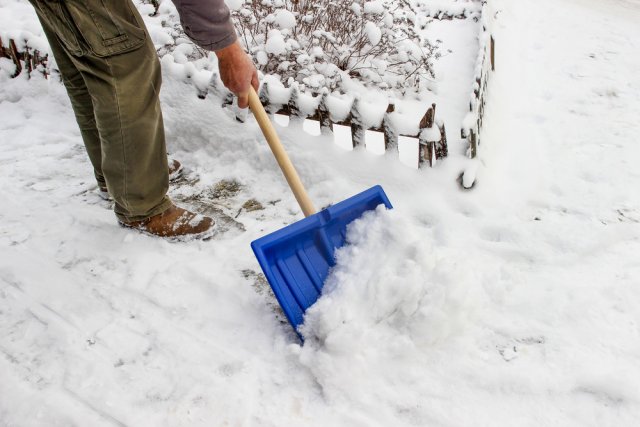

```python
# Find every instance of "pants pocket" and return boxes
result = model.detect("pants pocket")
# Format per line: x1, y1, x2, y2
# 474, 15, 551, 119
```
64, 0, 147, 57
32, 0, 84, 56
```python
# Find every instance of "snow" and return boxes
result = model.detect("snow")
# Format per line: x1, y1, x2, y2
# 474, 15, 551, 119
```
462, 110, 476, 135
350, 2, 362, 17
256, 50, 269, 66
302, 119, 321, 136
295, 91, 321, 115
265, 29, 286, 55
356, 97, 388, 128
364, 129, 386, 155
192, 69, 215, 94
299, 205, 474, 421
160, 54, 189, 80
273, 113, 290, 127
262, 75, 293, 105
224, 0, 244, 12
332, 124, 354, 151
420, 125, 441, 142
324, 93, 353, 122
363, 1, 385, 15
387, 100, 428, 136
172, 43, 193, 64
147, 25, 175, 48
2, 0, 640, 426
274, 9, 297, 29
0, 0, 44, 45
0, 57, 16, 75
301, 73, 325, 90
398, 135, 420, 168
364, 21, 382, 46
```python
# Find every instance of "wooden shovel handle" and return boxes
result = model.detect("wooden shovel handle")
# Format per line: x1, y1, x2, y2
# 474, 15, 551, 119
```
248, 87, 317, 217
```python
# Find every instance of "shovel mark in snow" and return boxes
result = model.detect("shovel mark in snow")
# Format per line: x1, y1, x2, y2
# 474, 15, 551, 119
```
242, 269, 287, 324
573, 385, 627, 407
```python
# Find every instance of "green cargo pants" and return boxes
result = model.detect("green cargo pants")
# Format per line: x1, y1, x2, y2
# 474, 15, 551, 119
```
29, 0, 172, 222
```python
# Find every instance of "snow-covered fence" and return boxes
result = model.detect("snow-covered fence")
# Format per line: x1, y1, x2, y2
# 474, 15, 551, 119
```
0, 36, 48, 78
251, 81, 447, 168
0, 38, 447, 169
1, 38, 446, 170
461, 1, 495, 158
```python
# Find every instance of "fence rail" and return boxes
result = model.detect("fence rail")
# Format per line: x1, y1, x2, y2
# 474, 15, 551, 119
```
255, 82, 447, 168
461, 1, 495, 158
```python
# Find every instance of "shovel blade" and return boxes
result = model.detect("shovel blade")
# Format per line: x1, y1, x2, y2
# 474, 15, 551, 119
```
251, 185, 392, 331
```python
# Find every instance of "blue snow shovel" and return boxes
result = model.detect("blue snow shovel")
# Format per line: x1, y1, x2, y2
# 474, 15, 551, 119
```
248, 88, 393, 335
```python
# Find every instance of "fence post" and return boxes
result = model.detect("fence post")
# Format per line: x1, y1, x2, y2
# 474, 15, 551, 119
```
437, 121, 448, 159
8, 39, 22, 77
349, 98, 363, 149
383, 103, 396, 151
318, 92, 332, 132
259, 81, 270, 108
287, 85, 301, 117
418, 104, 437, 167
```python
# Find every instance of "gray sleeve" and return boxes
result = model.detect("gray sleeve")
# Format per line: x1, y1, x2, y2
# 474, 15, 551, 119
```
171, 0, 237, 51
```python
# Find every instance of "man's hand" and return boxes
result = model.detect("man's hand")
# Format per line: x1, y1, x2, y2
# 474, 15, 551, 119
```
215, 41, 259, 109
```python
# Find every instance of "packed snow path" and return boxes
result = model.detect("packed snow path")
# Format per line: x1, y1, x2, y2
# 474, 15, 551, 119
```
1, 0, 640, 426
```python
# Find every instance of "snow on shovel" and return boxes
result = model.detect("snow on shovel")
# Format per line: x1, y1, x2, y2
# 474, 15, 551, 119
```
248, 87, 393, 336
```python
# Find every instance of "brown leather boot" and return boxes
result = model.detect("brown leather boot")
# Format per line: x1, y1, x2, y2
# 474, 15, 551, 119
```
120, 205, 216, 240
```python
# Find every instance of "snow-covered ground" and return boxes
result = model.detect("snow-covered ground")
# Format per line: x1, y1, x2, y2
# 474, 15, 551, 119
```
2, 0, 640, 426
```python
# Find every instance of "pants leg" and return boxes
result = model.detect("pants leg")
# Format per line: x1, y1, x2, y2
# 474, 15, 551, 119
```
29, 0, 171, 222
31, 6, 105, 190
76, 32, 172, 222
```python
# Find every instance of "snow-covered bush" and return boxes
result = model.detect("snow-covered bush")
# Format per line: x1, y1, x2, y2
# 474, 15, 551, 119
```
230, 0, 437, 94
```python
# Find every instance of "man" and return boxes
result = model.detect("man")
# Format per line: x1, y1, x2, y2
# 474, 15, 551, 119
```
28, 0, 259, 239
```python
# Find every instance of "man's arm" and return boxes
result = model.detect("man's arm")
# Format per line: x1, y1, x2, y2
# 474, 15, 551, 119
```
171, 0, 237, 51
171, 0, 258, 108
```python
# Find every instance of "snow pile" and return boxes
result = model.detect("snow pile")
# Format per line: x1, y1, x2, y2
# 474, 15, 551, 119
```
300, 205, 472, 346
293, 205, 482, 424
